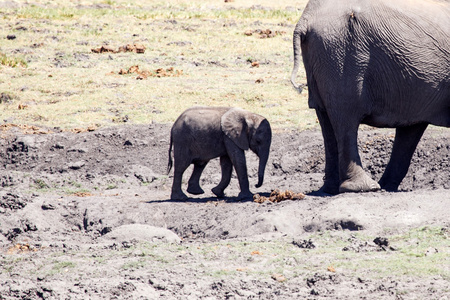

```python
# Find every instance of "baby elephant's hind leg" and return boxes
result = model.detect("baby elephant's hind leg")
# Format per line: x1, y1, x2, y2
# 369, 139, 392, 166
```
171, 159, 190, 200
211, 156, 233, 198
187, 161, 208, 195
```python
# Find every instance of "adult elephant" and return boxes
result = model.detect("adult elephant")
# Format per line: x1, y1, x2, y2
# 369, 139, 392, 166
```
291, 0, 449, 194
168, 107, 272, 200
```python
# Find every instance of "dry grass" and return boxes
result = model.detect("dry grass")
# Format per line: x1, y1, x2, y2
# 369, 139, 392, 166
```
0, 0, 314, 130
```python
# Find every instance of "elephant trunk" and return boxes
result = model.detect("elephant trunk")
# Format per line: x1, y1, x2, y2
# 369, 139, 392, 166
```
255, 151, 269, 188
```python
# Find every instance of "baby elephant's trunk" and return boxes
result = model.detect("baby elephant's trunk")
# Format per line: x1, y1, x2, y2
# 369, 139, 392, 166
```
255, 151, 269, 188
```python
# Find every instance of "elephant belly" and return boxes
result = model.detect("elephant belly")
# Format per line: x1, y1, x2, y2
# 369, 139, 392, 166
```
361, 101, 450, 128
362, 114, 418, 128
188, 139, 227, 162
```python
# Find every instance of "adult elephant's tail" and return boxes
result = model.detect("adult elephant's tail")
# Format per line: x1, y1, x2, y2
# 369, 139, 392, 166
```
291, 16, 307, 93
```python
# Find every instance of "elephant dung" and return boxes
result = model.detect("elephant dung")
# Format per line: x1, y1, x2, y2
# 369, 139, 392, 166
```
91, 43, 146, 54
253, 189, 305, 203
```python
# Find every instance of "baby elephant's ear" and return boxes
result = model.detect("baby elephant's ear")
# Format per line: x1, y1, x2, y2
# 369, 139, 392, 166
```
221, 108, 252, 150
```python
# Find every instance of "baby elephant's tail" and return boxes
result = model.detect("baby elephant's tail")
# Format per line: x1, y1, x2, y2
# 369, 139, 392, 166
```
167, 134, 173, 175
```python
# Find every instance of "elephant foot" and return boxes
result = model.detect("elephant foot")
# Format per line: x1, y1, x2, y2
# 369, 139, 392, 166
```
339, 174, 380, 193
170, 191, 189, 200
211, 187, 225, 198
319, 180, 340, 195
378, 177, 400, 192
187, 185, 205, 195
237, 191, 253, 201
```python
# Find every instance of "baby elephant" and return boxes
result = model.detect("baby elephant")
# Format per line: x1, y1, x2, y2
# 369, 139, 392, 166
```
168, 106, 272, 200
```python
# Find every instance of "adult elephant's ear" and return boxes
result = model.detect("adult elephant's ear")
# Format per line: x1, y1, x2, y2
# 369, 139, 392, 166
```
221, 108, 252, 150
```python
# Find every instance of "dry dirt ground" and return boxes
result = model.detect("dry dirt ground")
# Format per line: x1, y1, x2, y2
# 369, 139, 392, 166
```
0, 123, 449, 299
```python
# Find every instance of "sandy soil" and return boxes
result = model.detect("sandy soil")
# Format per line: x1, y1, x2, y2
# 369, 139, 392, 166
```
0, 123, 449, 299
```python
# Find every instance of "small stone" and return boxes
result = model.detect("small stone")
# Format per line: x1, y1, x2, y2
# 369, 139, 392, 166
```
69, 161, 86, 170
271, 273, 286, 282
373, 237, 389, 247
41, 203, 56, 210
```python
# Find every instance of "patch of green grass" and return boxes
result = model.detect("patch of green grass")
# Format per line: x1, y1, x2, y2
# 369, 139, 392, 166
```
29, 178, 94, 195
14, 7, 79, 20
63, 188, 91, 195
317, 227, 450, 279
106, 184, 117, 190
33, 178, 50, 190
0, 0, 311, 130
0, 53, 27, 68
0, 257, 23, 275
3, 227, 447, 287
121, 258, 147, 270
211, 269, 237, 277
48, 261, 76, 276
8, 3, 299, 22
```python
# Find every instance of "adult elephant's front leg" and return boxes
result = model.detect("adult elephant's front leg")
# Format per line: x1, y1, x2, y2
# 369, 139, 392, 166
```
379, 123, 428, 191
211, 155, 233, 198
224, 139, 252, 200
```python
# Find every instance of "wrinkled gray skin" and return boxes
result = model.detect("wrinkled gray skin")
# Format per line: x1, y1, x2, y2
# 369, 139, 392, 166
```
168, 107, 272, 200
291, 0, 450, 194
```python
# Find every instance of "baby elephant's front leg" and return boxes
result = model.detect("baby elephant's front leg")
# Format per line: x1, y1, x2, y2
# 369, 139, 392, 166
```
225, 143, 252, 200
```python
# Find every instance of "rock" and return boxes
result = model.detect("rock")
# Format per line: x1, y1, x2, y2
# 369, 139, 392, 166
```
373, 237, 389, 247
134, 43, 146, 53
292, 238, 316, 249
131, 165, 157, 184
0, 92, 13, 103
0, 192, 29, 211
41, 203, 56, 210
425, 247, 438, 256
271, 273, 286, 282
68, 146, 88, 153
13, 135, 37, 152
103, 224, 181, 244
68, 161, 85, 170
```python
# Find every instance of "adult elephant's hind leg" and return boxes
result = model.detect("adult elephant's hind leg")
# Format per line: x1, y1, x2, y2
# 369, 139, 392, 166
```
316, 109, 340, 194
379, 123, 428, 191
211, 155, 233, 198
326, 111, 380, 193
187, 161, 208, 195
